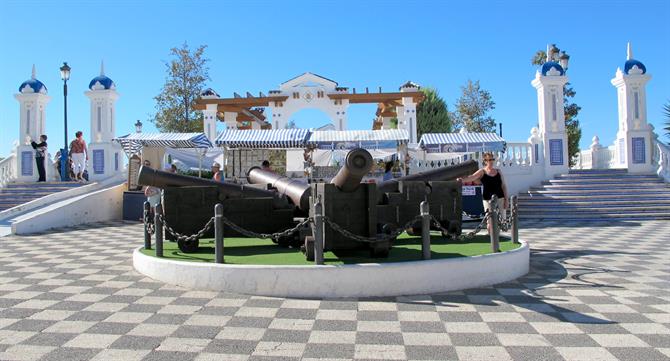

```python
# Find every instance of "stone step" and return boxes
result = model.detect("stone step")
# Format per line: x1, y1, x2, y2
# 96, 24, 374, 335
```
554, 174, 659, 180
519, 212, 670, 220
518, 206, 670, 214
532, 184, 670, 191
542, 181, 665, 187
546, 178, 663, 184
519, 195, 670, 202
519, 202, 670, 209
528, 184, 670, 195
567, 169, 628, 174
7, 181, 82, 188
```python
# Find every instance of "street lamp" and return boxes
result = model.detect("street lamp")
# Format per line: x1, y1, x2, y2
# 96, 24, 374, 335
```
135, 120, 143, 133
559, 51, 570, 72
59, 62, 71, 181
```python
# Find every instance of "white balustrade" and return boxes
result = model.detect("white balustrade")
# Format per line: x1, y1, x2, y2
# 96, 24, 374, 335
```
0, 153, 16, 187
654, 141, 670, 182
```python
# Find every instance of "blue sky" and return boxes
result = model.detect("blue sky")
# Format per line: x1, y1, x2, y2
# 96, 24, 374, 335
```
1, 0, 668, 156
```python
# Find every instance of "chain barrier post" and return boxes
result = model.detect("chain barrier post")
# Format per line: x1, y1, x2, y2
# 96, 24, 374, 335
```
420, 201, 431, 260
489, 195, 500, 253
214, 203, 224, 264
155, 204, 164, 258
510, 195, 519, 244
143, 201, 151, 250
314, 198, 324, 265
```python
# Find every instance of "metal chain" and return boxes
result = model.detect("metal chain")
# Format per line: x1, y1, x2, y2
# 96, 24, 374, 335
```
145, 220, 155, 236
432, 211, 490, 240
220, 216, 312, 240
322, 215, 423, 244
160, 214, 215, 243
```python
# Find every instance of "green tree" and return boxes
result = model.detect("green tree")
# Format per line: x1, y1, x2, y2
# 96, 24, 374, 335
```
151, 43, 210, 132
417, 87, 452, 138
454, 80, 496, 132
532, 46, 582, 167
285, 120, 297, 129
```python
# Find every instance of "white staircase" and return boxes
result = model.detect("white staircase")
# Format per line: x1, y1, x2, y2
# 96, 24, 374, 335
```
0, 182, 85, 212
518, 169, 670, 221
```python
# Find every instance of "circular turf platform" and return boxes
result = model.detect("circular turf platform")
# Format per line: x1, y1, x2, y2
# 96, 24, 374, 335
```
133, 235, 529, 298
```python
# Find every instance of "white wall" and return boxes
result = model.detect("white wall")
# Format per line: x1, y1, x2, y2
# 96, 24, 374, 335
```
12, 183, 125, 235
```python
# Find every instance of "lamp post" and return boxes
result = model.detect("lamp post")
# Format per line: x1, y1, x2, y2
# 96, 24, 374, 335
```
59, 62, 71, 181
135, 120, 143, 133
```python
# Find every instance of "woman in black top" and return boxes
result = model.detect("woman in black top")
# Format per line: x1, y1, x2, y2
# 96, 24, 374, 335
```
457, 152, 508, 234
30, 135, 48, 182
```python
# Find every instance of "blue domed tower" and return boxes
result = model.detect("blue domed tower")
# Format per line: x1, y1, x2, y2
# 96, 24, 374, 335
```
531, 44, 570, 176
84, 61, 122, 180
611, 42, 653, 173
14, 65, 52, 182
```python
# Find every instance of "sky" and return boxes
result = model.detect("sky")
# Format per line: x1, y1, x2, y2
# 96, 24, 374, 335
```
1, 0, 668, 157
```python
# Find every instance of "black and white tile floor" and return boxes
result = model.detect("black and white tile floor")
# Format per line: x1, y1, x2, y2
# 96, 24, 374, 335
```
0, 220, 668, 360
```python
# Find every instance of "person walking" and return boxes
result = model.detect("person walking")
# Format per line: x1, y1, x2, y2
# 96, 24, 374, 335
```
69, 131, 88, 182
30, 135, 48, 182
457, 152, 509, 235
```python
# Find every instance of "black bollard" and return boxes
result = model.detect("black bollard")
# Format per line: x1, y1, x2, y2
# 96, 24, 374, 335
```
489, 195, 500, 253
143, 201, 151, 250
313, 200, 324, 265
420, 201, 431, 260
511, 195, 519, 244
214, 203, 224, 264
155, 204, 164, 258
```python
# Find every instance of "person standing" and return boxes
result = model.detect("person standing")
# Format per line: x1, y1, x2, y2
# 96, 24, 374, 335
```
211, 162, 224, 182
30, 135, 48, 182
69, 131, 88, 182
383, 161, 394, 181
457, 152, 509, 235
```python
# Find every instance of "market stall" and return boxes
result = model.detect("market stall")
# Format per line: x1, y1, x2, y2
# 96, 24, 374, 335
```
112, 132, 214, 220
305, 129, 409, 181
215, 129, 311, 180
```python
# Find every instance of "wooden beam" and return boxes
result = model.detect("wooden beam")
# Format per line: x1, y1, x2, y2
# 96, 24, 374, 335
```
194, 95, 289, 109
327, 91, 424, 104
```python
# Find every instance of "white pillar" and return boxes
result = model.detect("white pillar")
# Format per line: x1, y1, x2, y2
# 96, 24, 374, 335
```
203, 104, 218, 141
399, 82, 420, 145
84, 62, 123, 181
611, 43, 653, 173
531, 61, 569, 177
14, 65, 51, 183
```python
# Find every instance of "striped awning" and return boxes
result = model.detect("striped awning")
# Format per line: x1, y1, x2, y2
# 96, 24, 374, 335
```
307, 129, 409, 150
113, 132, 213, 156
419, 132, 506, 153
215, 129, 311, 149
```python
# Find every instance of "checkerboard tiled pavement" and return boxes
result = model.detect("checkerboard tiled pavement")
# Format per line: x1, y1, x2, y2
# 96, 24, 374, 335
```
0, 220, 668, 361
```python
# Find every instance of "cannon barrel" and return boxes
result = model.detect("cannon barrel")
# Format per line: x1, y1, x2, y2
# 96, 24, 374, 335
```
377, 159, 478, 193
330, 148, 374, 192
137, 166, 290, 208
247, 167, 311, 211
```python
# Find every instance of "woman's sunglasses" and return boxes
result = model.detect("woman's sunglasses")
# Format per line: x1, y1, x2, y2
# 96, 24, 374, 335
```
484, 158, 495, 162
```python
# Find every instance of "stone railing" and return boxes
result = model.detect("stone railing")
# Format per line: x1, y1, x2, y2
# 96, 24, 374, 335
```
575, 136, 616, 170
653, 140, 670, 182
410, 142, 535, 174
0, 153, 16, 187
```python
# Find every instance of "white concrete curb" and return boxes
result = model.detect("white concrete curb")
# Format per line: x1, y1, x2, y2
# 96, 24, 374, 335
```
133, 240, 530, 298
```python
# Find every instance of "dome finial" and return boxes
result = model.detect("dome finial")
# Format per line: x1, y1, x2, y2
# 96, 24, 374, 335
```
31, 64, 36, 80
100, 60, 105, 76
626, 42, 633, 60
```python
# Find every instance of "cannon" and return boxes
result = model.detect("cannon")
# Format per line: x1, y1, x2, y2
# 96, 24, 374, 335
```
247, 167, 311, 211
306, 148, 390, 259
137, 166, 295, 253
376, 160, 478, 237
377, 160, 478, 193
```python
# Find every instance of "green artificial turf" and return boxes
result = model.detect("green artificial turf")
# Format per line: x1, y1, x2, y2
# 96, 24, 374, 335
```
140, 232, 521, 265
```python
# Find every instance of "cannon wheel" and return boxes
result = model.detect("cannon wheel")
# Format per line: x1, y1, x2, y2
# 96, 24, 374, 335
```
369, 241, 391, 258
177, 238, 199, 253
303, 236, 315, 262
